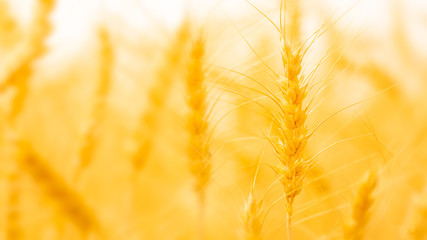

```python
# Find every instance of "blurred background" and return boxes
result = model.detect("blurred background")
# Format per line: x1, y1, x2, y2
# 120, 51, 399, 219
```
1, 0, 427, 239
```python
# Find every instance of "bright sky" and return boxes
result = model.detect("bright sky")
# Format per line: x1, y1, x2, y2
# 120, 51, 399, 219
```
7, 0, 427, 61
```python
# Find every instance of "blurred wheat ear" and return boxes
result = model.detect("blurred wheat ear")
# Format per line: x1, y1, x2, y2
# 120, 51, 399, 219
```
241, 148, 267, 240
344, 171, 378, 240
1, 2, 56, 240
242, 190, 264, 240
0, 0, 55, 124
132, 19, 191, 172
17, 141, 103, 237
77, 26, 114, 178
186, 32, 214, 240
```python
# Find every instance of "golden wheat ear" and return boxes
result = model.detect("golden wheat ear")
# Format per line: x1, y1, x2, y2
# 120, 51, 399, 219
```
77, 26, 114, 178
241, 191, 264, 240
1, 0, 56, 124
185, 31, 215, 240
132, 18, 190, 172
344, 171, 378, 240
16, 141, 102, 237
267, 1, 310, 237
1, 3, 56, 237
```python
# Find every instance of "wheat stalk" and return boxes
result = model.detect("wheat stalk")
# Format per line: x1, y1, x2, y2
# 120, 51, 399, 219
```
0, 3, 55, 239
344, 171, 378, 240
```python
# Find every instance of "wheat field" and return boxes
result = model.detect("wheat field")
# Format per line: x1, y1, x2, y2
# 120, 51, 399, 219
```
1, 0, 427, 239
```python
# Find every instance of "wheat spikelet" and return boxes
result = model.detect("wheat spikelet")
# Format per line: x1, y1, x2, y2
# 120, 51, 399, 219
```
132, 19, 190, 171
78, 26, 114, 173
16, 141, 101, 236
186, 33, 213, 240
186, 34, 211, 194
344, 171, 378, 240
241, 191, 264, 240
240, 115, 268, 240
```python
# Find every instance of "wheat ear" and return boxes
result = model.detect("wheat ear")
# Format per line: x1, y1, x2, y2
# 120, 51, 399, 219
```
269, 22, 309, 240
0, 0, 20, 48
0, 0, 55, 123
17, 142, 101, 236
272, 44, 308, 240
77, 27, 114, 175
186, 33, 212, 240
1, 2, 55, 238
242, 190, 264, 240
257, 1, 311, 238
132, 19, 190, 171
344, 171, 378, 240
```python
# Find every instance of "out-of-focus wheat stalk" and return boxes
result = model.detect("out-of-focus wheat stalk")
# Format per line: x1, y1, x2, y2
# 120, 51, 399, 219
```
0, 0, 424, 239
0, 0, 54, 132
77, 27, 114, 175
0, 2, 55, 239
344, 171, 378, 240
186, 33, 213, 240
132, 19, 190, 172
0, 0, 55, 123
406, 185, 427, 240
17, 141, 101, 237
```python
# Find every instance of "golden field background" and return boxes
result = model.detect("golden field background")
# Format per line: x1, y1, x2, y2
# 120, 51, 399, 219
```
1, 0, 427, 239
